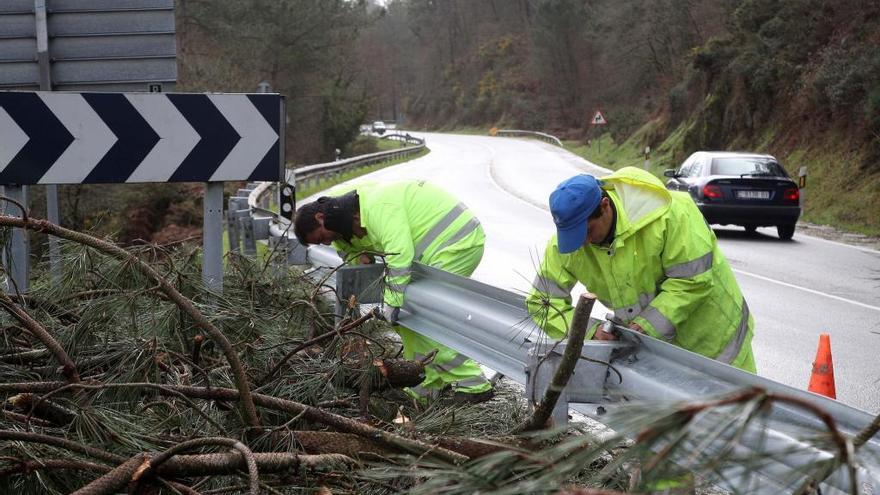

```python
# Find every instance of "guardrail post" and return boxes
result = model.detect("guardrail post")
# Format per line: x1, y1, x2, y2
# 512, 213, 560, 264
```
241, 216, 257, 256
334, 263, 385, 323
252, 216, 270, 241
798, 166, 807, 210
286, 237, 308, 265
227, 197, 248, 253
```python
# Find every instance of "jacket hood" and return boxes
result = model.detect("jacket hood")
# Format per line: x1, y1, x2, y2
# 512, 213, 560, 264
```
601, 167, 672, 240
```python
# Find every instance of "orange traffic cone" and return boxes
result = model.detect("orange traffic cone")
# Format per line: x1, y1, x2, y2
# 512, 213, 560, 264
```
807, 333, 836, 399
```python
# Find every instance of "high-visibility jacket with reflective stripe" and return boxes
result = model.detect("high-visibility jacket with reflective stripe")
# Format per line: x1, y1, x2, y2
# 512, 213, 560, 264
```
330, 180, 485, 306
526, 167, 755, 371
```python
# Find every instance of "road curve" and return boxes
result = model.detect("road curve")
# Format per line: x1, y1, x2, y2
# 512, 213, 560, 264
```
309, 132, 880, 412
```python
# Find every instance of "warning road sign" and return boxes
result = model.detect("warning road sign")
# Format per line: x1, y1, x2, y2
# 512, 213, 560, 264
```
0, 91, 282, 185
590, 110, 607, 125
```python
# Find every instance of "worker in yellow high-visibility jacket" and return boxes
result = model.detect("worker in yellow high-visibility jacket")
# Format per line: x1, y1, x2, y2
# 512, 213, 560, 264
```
527, 167, 756, 372
294, 179, 493, 402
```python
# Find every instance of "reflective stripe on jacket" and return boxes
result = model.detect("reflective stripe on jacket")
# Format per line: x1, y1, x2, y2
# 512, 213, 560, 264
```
331, 180, 485, 306
526, 167, 755, 371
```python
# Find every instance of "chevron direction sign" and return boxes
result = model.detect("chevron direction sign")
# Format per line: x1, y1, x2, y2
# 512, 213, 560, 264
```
0, 91, 283, 185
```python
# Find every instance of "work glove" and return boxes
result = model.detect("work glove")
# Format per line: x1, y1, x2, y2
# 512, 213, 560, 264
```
381, 305, 400, 326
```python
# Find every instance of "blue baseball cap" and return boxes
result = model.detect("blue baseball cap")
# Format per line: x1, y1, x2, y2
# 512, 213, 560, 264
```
549, 175, 604, 253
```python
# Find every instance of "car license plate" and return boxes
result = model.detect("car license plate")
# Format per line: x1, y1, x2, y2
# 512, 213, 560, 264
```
736, 190, 770, 199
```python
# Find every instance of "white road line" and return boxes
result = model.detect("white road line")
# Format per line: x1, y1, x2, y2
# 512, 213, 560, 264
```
479, 141, 549, 214
733, 268, 880, 312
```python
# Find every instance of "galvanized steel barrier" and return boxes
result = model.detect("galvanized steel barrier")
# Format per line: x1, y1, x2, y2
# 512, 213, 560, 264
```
225, 133, 425, 255
495, 129, 564, 147
233, 143, 880, 495
291, 133, 425, 196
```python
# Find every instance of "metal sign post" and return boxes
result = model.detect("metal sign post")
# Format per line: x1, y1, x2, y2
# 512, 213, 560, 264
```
589, 110, 608, 155
203, 182, 224, 292
35, 0, 62, 285
0, 91, 284, 295
798, 166, 807, 210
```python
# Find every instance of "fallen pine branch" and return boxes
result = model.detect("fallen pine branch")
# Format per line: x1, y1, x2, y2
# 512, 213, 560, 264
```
0, 212, 261, 430
262, 307, 379, 384
0, 381, 470, 465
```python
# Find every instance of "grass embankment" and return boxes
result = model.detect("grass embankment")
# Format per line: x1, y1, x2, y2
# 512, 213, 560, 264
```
564, 123, 880, 236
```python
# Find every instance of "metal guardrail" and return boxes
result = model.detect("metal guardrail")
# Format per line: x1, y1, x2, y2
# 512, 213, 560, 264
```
227, 134, 426, 249
495, 129, 564, 147
292, 133, 425, 191
234, 146, 880, 494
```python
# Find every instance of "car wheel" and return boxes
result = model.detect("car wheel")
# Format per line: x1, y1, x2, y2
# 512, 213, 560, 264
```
777, 224, 796, 240
744, 225, 757, 234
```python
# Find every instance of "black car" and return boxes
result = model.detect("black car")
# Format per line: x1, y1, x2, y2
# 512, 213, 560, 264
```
664, 152, 801, 240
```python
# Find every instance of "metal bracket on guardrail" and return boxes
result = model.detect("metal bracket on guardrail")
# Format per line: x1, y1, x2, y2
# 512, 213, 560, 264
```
525, 339, 631, 425
334, 263, 385, 321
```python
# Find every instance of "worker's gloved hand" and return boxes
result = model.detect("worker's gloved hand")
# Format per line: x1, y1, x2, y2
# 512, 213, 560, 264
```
381, 305, 400, 326
628, 322, 647, 335
593, 320, 618, 341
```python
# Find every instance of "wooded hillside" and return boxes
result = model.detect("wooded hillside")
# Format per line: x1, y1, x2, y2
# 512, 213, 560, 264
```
359, 0, 880, 233
43, 0, 878, 246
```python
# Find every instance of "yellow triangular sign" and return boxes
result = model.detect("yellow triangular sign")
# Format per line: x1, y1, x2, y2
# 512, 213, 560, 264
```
591, 110, 607, 125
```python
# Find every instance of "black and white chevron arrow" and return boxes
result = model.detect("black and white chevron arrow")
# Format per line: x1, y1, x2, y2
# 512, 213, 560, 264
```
0, 91, 282, 185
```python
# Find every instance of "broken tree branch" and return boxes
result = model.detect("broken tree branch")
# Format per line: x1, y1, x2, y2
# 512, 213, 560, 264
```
516, 292, 596, 433
262, 307, 379, 384
0, 291, 80, 383
0, 212, 261, 430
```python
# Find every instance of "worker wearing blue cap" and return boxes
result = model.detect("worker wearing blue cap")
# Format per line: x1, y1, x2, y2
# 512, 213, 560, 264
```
526, 166, 756, 372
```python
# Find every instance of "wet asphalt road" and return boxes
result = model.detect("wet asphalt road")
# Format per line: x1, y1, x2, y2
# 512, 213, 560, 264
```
315, 132, 880, 412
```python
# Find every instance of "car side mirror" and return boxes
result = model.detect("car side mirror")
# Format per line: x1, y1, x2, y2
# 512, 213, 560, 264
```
663, 169, 677, 178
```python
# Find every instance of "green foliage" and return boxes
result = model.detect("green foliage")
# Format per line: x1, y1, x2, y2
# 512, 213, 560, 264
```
322, 84, 372, 158
812, 44, 880, 116
345, 135, 381, 157
180, 0, 375, 164
692, 37, 737, 75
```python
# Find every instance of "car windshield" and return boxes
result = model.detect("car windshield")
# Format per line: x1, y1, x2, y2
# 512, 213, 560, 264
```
710, 157, 788, 177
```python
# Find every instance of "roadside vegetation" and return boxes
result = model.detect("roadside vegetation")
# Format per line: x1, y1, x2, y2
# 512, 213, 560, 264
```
2, 216, 876, 493
360, 0, 880, 237
566, 128, 880, 236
